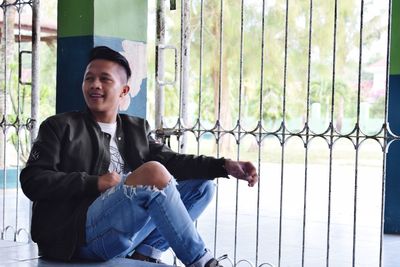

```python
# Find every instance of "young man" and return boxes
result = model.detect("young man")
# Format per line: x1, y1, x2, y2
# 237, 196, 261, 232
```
20, 46, 258, 266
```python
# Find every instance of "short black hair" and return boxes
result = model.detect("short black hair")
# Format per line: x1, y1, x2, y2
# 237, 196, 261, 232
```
88, 46, 132, 80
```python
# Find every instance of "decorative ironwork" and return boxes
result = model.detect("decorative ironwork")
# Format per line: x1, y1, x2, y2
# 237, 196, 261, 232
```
155, 0, 392, 266
0, 0, 39, 243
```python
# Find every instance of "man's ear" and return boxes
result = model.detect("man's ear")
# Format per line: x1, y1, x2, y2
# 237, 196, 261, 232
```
121, 85, 130, 97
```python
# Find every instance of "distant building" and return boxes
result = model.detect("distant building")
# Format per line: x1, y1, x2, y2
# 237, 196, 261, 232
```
0, 10, 56, 44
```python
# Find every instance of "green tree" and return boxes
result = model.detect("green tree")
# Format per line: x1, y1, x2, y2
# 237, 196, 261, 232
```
153, 0, 387, 139
0, 0, 57, 165
0, 1, 17, 168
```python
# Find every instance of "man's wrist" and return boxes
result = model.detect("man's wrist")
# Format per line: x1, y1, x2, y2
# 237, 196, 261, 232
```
222, 158, 231, 176
216, 158, 229, 178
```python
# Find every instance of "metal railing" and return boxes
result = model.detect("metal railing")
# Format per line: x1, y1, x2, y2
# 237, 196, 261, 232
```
0, 0, 39, 243
154, 0, 393, 266
0, 1, 395, 266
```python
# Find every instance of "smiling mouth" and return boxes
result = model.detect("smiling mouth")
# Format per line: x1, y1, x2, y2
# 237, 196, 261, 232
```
88, 93, 104, 99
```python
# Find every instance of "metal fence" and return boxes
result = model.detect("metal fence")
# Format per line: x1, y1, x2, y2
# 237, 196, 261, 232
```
0, 0, 39, 243
0, 0, 394, 266
153, 0, 391, 266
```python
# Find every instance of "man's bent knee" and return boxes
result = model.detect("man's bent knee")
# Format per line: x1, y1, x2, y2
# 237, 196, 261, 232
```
125, 161, 171, 189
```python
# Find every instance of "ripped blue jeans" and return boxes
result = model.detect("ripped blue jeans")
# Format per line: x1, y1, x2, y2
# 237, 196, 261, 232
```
77, 177, 216, 265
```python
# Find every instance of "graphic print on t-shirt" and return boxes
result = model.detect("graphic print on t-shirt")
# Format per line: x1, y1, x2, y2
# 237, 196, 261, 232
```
109, 145, 124, 174
97, 121, 126, 175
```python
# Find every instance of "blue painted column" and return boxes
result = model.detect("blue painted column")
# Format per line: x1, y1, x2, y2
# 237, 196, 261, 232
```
384, 0, 400, 233
56, 0, 148, 118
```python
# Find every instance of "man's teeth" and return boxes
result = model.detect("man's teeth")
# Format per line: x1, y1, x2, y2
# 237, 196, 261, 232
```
90, 93, 103, 97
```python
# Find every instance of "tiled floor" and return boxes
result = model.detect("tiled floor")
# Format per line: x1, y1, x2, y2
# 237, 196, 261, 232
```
0, 236, 399, 267
382, 234, 400, 267
0, 240, 166, 266
1, 161, 399, 266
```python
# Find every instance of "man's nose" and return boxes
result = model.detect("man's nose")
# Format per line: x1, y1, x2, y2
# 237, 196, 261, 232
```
90, 78, 101, 89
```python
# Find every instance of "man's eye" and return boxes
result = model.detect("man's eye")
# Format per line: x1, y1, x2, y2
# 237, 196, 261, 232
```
101, 77, 112, 82
84, 76, 94, 81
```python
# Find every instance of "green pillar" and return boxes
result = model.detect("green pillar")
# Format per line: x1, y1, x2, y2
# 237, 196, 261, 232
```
56, 0, 148, 118
385, 0, 400, 233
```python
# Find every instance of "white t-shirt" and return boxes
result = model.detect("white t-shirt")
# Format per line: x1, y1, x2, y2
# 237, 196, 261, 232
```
97, 121, 125, 175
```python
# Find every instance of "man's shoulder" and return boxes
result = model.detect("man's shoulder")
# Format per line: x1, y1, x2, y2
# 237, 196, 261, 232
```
119, 113, 147, 126
40, 111, 88, 132
36, 111, 87, 139
44, 111, 84, 124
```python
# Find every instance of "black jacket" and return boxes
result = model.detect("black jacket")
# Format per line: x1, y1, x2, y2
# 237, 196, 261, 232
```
20, 110, 227, 261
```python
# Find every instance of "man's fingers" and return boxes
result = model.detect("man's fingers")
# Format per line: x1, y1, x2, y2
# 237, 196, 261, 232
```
248, 173, 258, 187
226, 159, 259, 187
98, 172, 121, 192
242, 162, 258, 187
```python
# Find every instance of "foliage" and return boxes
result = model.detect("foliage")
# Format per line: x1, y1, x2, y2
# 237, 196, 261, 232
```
369, 95, 385, 119
0, 0, 57, 166
4, 42, 56, 164
150, 0, 388, 133
310, 79, 355, 117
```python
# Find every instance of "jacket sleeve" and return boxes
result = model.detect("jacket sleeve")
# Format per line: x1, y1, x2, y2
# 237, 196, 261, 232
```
20, 118, 99, 201
146, 122, 228, 180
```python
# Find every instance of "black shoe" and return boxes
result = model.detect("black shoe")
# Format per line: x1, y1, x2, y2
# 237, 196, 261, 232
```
127, 252, 164, 264
205, 254, 228, 267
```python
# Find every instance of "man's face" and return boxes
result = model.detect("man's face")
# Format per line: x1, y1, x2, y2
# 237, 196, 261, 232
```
82, 59, 129, 122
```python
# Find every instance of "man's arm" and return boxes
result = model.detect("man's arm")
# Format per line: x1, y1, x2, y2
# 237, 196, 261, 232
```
20, 118, 100, 201
146, 122, 258, 184
148, 138, 228, 180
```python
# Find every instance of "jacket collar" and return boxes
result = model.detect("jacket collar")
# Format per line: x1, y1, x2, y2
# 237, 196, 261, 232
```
83, 108, 122, 130
83, 107, 125, 138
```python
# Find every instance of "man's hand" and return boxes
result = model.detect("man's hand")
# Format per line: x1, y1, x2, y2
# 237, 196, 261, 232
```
98, 171, 121, 192
224, 159, 258, 187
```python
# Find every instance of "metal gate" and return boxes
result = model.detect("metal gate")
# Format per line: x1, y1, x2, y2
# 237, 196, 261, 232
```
0, 0, 40, 242
153, 0, 391, 266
